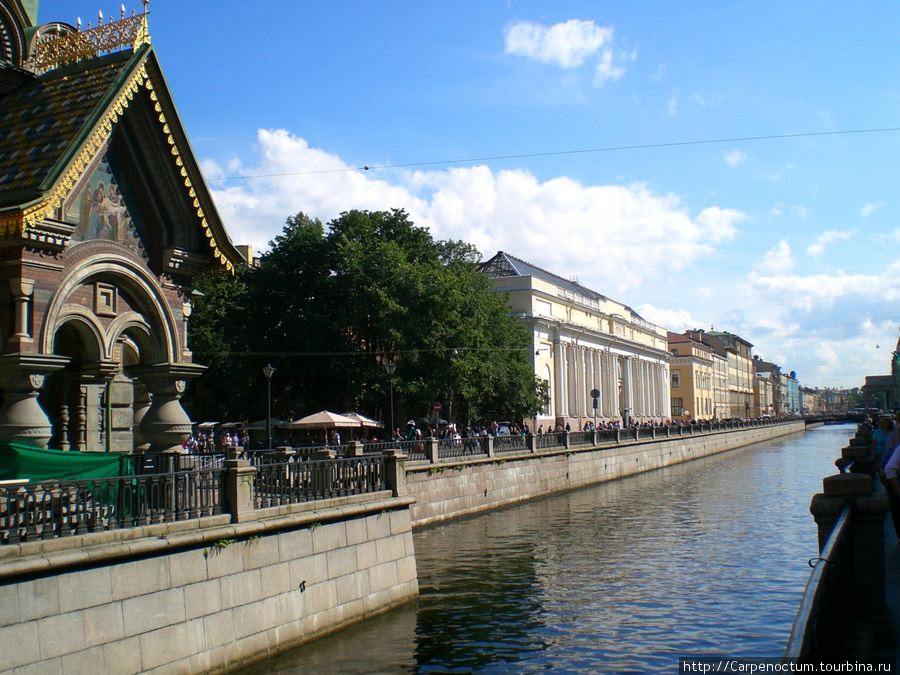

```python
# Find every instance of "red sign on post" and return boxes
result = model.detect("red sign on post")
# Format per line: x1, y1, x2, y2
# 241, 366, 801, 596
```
433, 402, 442, 412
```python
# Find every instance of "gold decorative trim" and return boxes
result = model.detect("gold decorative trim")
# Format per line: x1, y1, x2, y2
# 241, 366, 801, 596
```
33, 5, 151, 72
3, 56, 234, 272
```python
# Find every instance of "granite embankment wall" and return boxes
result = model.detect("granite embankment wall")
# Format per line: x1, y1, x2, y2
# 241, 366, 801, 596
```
0, 491, 418, 674
408, 421, 805, 527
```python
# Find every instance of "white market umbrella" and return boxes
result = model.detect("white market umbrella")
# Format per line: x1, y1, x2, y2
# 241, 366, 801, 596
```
283, 410, 359, 430
341, 412, 384, 428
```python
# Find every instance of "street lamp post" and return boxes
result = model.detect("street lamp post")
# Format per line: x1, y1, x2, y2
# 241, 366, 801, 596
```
263, 364, 275, 450
384, 360, 396, 439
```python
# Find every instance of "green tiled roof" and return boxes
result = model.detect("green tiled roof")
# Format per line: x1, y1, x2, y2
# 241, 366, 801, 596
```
0, 52, 130, 207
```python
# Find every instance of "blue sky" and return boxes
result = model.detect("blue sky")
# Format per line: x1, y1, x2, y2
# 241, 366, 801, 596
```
39, 1, 900, 389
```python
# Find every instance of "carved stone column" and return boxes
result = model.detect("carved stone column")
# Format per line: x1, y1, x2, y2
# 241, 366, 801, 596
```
0, 354, 70, 448
131, 380, 151, 453
131, 364, 205, 453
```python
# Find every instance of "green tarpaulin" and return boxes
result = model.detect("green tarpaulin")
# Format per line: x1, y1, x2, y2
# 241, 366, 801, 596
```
0, 441, 124, 482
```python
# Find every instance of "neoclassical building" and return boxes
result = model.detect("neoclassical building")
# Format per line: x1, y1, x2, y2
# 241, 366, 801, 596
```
0, 1, 243, 451
480, 252, 671, 429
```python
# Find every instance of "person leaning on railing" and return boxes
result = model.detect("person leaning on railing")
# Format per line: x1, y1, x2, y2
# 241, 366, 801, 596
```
879, 433, 900, 541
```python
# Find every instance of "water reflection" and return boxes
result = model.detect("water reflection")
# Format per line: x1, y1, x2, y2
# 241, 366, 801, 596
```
244, 425, 848, 674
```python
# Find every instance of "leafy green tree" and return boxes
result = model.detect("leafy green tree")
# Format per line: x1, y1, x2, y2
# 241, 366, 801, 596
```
191, 209, 547, 428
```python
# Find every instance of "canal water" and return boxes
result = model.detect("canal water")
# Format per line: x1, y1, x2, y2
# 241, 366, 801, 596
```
244, 424, 850, 674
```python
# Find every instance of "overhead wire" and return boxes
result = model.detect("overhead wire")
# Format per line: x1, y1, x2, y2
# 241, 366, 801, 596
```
204, 126, 900, 182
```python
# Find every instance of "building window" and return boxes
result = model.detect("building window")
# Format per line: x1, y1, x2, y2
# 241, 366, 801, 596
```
671, 370, 680, 388
671, 397, 684, 416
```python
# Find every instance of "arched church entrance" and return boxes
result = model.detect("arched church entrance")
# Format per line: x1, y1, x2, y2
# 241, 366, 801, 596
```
36, 250, 202, 454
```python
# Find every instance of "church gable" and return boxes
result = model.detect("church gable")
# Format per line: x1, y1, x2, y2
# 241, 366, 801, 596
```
63, 149, 149, 259
0, 41, 242, 273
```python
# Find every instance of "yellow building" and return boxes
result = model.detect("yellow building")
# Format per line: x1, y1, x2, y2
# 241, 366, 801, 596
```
481, 252, 670, 429
667, 332, 720, 421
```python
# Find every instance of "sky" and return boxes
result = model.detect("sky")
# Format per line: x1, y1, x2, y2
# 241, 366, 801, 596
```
38, 1, 900, 389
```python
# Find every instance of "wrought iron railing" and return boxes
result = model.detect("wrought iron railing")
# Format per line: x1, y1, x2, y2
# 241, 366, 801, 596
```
536, 432, 565, 450
253, 455, 387, 508
1, 469, 223, 545
121, 451, 226, 475
493, 434, 528, 454
438, 437, 484, 459
783, 505, 853, 663
568, 431, 594, 446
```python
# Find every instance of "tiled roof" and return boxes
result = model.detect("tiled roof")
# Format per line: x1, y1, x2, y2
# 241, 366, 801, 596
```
0, 52, 130, 206
482, 251, 611, 302
480, 250, 656, 322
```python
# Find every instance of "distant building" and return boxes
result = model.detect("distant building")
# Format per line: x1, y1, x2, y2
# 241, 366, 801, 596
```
862, 375, 897, 411
667, 332, 721, 421
685, 329, 744, 419
480, 251, 670, 428
800, 387, 825, 415
785, 372, 800, 415
753, 357, 784, 416
753, 371, 775, 418
704, 331, 755, 418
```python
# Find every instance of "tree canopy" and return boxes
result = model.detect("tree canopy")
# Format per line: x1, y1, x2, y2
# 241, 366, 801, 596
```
188, 209, 546, 430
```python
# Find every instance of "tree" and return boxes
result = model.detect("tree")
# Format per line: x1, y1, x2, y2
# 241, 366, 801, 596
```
190, 209, 547, 428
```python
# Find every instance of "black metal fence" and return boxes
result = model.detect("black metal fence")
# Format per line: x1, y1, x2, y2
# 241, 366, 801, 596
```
253, 455, 386, 508
1, 469, 223, 545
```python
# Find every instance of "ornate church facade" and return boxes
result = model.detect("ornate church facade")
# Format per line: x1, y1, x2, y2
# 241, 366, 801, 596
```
0, 1, 244, 452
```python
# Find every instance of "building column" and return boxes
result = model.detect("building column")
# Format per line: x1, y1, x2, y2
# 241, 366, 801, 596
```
0, 354, 70, 448
131, 363, 204, 453
566, 344, 576, 418
553, 339, 565, 419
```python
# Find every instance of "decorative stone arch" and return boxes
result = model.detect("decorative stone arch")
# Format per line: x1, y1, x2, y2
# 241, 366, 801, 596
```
0, 3, 25, 66
40, 249, 181, 363
30, 245, 197, 453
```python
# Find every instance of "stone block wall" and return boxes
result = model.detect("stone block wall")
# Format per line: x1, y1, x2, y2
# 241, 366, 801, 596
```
408, 422, 804, 526
0, 497, 418, 674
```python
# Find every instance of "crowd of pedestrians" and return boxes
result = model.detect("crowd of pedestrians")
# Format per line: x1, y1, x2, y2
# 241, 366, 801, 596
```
872, 412, 900, 540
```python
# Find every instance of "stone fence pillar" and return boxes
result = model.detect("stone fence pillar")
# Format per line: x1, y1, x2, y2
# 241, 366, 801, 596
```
384, 448, 408, 498
425, 438, 438, 463
345, 441, 365, 457
482, 435, 495, 458
810, 473, 891, 647
527, 433, 537, 454
224, 446, 257, 523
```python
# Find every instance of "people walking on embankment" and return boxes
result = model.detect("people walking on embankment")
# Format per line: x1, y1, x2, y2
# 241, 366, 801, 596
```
872, 416, 894, 463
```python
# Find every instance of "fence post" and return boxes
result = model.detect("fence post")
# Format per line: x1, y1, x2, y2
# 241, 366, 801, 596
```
383, 448, 408, 498
483, 435, 495, 458
527, 433, 537, 454
346, 441, 364, 457
810, 474, 891, 648
425, 438, 438, 463
224, 446, 257, 523
563, 432, 571, 450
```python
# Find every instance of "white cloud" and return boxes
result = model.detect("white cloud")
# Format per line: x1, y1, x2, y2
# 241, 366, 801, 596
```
756, 239, 793, 275
767, 164, 793, 181
862, 203, 885, 217
636, 305, 695, 333
805, 229, 856, 258
666, 95, 678, 117
208, 129, 742, 295
724, 150, 746, 167
594, 49, 625, 85
504, 19, 625, 84
206, 129, 900, 388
